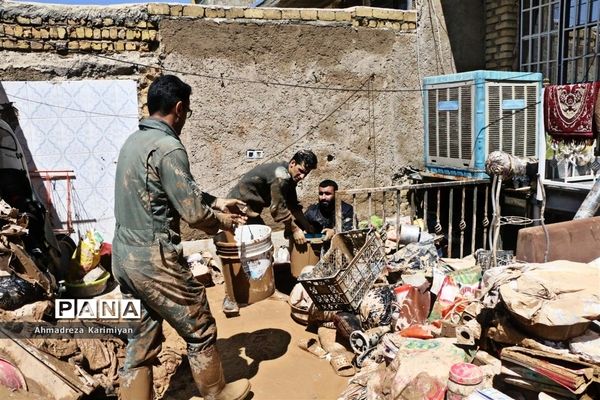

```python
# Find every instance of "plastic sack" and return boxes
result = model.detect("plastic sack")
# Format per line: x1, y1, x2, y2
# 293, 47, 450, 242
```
72, 230, 104, 274
428, 265, 481, 322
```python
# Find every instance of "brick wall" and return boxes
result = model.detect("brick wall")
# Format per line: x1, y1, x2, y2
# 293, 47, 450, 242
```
485, 0, 519, 70
0, 4, 418, 54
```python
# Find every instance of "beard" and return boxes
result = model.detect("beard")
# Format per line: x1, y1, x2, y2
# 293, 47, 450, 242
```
319, 200, 332, 209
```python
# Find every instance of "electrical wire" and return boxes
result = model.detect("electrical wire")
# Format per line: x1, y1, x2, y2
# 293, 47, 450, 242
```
4, 93, 139, 118
95, 54, 424, 93
206, 75, 372, 193
0, 29, 543, 95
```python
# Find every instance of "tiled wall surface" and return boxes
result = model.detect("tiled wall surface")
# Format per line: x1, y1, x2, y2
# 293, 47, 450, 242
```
3, 80, 138, 242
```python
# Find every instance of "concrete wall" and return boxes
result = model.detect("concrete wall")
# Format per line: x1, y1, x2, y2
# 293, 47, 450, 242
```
0, 1, 457, 236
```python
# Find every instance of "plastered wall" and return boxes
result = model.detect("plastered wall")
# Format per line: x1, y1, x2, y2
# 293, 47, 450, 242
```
0, 1, 457, 235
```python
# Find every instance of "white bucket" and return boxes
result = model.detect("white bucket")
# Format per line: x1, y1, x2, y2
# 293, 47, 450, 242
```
235, 225, 273, 280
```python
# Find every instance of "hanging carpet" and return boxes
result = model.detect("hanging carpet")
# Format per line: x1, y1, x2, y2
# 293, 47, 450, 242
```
544, 82, 600, 143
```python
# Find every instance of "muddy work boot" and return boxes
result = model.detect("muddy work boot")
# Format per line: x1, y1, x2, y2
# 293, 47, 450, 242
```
119, 366, 153, 400
222, 296, 240, 317
189, 346, 250, 400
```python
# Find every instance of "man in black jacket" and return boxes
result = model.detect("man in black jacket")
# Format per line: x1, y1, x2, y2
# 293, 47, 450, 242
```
304, 179, 355, 241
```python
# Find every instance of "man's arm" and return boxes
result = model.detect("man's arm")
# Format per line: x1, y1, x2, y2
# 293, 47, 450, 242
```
291, 208, 315, 233
159, 149, 241, 234
269, 179, 313, 243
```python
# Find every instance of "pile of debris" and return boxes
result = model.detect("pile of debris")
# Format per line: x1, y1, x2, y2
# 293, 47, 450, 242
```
0, 199, 183, 399
290, 222, 600, 399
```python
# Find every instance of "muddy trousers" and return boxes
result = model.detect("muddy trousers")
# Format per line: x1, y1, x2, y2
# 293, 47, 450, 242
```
113, 242, 219, 399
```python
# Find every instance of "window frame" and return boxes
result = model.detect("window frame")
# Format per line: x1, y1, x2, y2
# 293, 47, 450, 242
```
520, 0, 600, 84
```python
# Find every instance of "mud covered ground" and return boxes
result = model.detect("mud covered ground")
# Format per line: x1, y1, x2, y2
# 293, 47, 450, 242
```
163, 273, 349, 400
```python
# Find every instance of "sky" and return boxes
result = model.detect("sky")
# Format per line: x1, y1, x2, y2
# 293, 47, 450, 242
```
18, 0, 190, 4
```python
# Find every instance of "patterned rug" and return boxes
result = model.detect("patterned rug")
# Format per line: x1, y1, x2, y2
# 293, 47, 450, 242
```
544, 82, 600, 143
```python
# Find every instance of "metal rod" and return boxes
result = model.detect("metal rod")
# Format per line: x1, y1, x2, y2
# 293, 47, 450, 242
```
460, 187, 466, 258
471, 186, 478, 254
491, 176, 503, 268
396, 190, 400, 252
368, 192, 372, 229
423, 190, 429, 233
335, 193, 342, 232
448, 188, 454, 258
352, 194, 357, 229
409, 190, 415, 222
538, 175, 550, 262
483, 185, 489, 250
382, 191, 386, 224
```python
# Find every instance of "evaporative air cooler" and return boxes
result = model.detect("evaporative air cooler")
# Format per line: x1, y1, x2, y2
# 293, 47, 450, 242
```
423, 70, 543, 178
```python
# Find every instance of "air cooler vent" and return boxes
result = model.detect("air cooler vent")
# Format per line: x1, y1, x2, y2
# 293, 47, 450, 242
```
423, 70, 542, 178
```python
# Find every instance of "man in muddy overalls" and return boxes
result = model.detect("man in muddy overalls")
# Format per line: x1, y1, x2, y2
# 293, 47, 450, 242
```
224, 150, 317, 312
113, 75, 250, 400
228, 150, 318, 243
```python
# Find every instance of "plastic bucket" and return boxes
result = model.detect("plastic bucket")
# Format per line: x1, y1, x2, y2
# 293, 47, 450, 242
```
0, 357, 27, 391
214, 225, 275, 304
398, 224, 422, 244
289, 237, 323, 278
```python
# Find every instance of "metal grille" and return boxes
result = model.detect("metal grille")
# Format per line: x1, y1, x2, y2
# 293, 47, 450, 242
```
486, 82, 539, 158
428, 89, 437, 158
298, 230, 386, 312
426, 83, 473, 167
520, 0, 600, 84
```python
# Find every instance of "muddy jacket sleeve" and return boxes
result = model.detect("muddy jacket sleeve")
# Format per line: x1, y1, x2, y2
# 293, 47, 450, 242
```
159, 148, 221, 234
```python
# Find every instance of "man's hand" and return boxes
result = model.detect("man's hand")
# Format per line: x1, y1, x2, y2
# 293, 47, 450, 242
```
213, 198, 247, 214
322, 228, 335, 241
292, 228, 307, 245
215, 212, 247, 231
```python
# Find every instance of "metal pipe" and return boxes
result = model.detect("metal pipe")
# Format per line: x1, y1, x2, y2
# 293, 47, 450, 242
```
448, 189, 453, 258
574, 178, 600, 219
460, 187, 466, 258
352, 194, 357, 229
471, 186, 477, 254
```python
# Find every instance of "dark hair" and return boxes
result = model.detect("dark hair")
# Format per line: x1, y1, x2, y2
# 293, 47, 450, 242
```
147, 75, 192, 115
291, 150, 318, 170
319, 179, 338, 191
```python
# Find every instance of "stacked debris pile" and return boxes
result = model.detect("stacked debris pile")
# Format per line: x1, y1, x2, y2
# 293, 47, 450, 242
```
0, 199, 54, 309
0, 199, 185, 399
289, 221, 600, 399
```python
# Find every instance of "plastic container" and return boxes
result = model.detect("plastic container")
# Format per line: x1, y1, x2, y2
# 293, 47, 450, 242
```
214, 225, 275, 305
446, 362, 483, 399
297, 229, 386, 312
289, 234, 324, 278
0, 357, 27, 391
65, 270, 111, 298
398, 224, 422, 244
